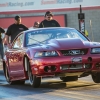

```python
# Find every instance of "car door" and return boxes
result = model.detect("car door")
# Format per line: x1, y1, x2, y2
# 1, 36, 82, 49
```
8, 33, 26, 79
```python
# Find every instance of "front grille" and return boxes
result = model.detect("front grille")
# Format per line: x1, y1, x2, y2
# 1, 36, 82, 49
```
60, 49, 88, 56
60, 64, 83, 70
60, 63, 92, 71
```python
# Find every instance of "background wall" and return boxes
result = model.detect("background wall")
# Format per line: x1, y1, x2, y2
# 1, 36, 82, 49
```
65, 9, 100, 42
0, 15, 65, 28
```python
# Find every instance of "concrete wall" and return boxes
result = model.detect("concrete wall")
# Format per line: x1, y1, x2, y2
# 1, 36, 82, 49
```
65, 9, 100, 42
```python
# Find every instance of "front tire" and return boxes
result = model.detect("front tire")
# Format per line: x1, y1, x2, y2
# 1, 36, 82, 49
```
91, 72, 100, 83
27, 59, 41, 88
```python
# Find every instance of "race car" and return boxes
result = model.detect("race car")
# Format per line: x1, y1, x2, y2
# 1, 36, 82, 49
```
3, 27, 100, 88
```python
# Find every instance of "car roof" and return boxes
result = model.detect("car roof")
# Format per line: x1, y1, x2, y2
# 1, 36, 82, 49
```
24, 27, 75, 33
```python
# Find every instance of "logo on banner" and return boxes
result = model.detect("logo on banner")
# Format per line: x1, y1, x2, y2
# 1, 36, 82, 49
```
41, 0, 72, 5
41, 0, 57, 4
79, 20, 85, 34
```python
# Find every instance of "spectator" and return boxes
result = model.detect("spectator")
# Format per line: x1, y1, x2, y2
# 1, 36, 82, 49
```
5, 15, 28, 48
33, 21, 40, 28
0, 27, 5, 60
39, 11, 60, 28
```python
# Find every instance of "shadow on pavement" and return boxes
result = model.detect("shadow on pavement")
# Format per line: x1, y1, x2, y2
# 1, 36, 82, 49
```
0, 78, 99, 99
0, 79, 98, 90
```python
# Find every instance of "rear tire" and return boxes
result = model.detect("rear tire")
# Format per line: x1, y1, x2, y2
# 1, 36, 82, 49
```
5, 64, 15, 85
27, 58, 41, 88
91, 72, 100, 83
60, 76, 78, 82
4, 64, 25, 85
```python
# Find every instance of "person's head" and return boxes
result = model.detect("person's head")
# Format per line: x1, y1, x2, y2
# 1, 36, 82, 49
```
45, 11, 53, 21
15, 15, 21, 24
33, 21, 40, 28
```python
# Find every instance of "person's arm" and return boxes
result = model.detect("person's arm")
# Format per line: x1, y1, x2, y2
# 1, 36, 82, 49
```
23, 25, 28, 30
5, 26, 11, 45
55, 20, 60, 27
3, 35, 9, 44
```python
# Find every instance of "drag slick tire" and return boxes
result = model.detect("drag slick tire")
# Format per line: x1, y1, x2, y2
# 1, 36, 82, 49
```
60, 76, 78, 82
4, 64, 25, 85
27, 59, 41, 88
91, 72, 100, 83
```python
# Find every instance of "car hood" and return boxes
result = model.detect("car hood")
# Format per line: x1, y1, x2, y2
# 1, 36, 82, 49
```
29, 38, 100, 51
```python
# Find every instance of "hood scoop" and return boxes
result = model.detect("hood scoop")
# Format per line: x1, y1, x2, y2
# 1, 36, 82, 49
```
49, 38, 86, 49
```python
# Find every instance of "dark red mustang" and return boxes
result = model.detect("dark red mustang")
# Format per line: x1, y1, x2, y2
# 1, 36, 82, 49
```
3, 27, 100, 87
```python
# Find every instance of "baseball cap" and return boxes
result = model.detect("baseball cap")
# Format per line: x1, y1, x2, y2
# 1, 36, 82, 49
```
15, 15, 21, 20
45, 11, 53, 17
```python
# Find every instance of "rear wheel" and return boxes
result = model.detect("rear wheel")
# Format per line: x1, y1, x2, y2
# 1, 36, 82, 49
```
91, 72, 100, 83
26, 58, 41, 88
4, 64, 25, 85
60, 76, 78, 82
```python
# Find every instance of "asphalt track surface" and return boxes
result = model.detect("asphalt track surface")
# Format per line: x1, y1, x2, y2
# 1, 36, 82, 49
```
0, 62, 100, 100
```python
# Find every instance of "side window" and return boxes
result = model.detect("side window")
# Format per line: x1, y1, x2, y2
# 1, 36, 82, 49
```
13, 33, 24, 48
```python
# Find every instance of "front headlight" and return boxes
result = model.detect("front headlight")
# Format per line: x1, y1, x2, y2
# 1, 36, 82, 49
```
91, 48, 100, 54
34, 51, 58, 57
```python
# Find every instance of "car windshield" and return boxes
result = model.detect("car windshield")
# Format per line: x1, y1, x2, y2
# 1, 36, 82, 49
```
25, 28, 88, 47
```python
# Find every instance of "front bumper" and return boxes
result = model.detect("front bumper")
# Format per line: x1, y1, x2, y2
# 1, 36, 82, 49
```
30, 55, 100, 77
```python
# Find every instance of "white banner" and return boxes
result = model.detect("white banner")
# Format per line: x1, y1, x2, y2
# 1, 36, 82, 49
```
0, 0, 100, 12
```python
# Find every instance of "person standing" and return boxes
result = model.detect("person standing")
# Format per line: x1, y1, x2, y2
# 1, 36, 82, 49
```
0, 27, 5, 60
39, 11, 60, 28
5, 15, 28, 47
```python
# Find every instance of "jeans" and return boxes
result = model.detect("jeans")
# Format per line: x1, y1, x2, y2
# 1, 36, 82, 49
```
0, 43, 4, 59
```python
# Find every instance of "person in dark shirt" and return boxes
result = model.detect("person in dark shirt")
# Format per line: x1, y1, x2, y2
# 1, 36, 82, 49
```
5, 15, 28, 47
39, 11, 60, 28
0, 27, 5, 60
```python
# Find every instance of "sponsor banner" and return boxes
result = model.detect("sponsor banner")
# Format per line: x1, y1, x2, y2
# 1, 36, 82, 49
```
0, 0, 100, 12
79, 19, 85, 34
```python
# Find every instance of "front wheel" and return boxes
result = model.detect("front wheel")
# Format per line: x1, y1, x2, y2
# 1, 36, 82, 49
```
91, 72, 100, 83
27, 60, 41, 88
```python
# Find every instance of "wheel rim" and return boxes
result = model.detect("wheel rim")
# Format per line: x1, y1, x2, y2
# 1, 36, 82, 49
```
25, 58, 34, 85
28, 69, 34, 85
